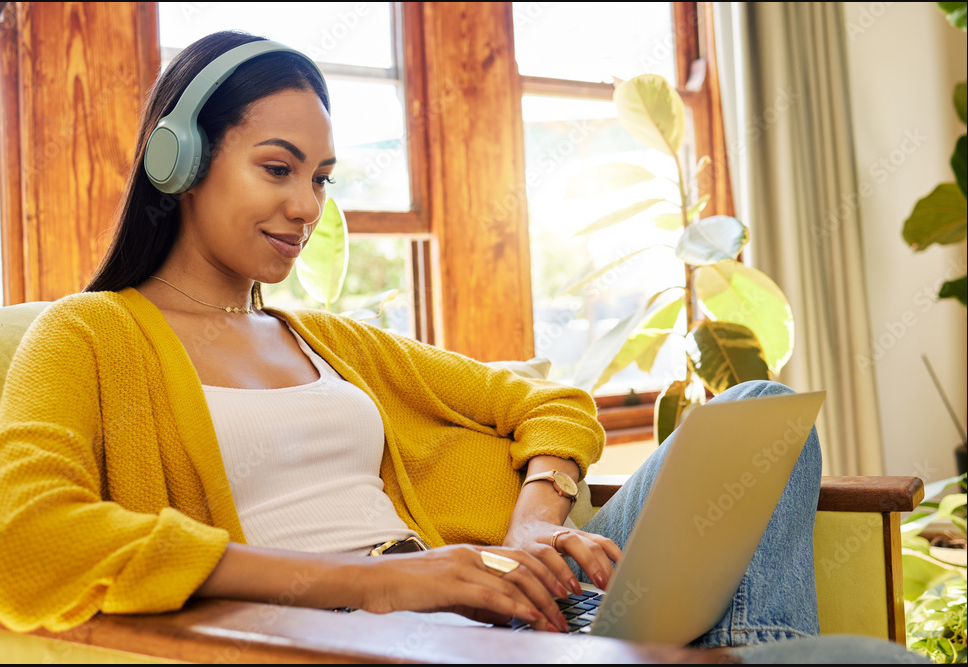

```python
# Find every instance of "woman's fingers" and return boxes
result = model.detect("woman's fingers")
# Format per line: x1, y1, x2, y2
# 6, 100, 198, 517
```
361, 545, 568, 632
483, 551, 569, 632
551, 530, 621, 590
524, 540, 584, 596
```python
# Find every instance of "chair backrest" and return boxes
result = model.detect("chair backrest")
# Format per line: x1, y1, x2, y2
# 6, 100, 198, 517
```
0, 302, 53, 396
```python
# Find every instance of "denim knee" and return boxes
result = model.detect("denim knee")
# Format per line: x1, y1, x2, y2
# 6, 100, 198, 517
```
714, 380, 795, 403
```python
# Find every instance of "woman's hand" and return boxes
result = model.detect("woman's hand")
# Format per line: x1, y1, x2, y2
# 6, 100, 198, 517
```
503, 455, 622, 595
503, 519, 621, 594
355, 544, 570, 632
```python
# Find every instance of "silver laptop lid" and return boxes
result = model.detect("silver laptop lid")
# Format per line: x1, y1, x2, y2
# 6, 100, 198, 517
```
591, 390, 825, 645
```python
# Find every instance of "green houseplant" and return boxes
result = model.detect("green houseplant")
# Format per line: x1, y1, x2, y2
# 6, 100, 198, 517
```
293, 197, 398, 321
901, 2, 967, 307
560, 74, 795, 444
901, 474, 967, 664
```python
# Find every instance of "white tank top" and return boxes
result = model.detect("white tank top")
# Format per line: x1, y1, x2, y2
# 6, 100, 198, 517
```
201, 326, 418, 555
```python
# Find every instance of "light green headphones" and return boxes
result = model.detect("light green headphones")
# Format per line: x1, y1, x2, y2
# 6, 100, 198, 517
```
143, 39, 326, 194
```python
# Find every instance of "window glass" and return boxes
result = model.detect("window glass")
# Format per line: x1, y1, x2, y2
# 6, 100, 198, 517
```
158, 2, 393, 69
512, 2, 677, 86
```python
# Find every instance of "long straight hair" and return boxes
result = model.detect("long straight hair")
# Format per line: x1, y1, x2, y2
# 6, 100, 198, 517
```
85, 31, 330, 304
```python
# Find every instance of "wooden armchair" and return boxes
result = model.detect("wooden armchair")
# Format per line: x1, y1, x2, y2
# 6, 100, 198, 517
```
0, 476, 922, 664
0, 302, 924, 661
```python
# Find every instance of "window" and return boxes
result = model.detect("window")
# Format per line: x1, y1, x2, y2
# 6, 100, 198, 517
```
514, 2, 731, 440
158, 2, 432, 339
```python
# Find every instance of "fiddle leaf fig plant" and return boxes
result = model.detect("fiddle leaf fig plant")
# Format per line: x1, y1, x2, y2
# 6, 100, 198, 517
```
901, 2, 968, 307
296, 197, 398, 320
562, 73, 795, 444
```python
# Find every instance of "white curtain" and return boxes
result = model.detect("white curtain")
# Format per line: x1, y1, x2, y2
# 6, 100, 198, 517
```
712, 2, 884, 475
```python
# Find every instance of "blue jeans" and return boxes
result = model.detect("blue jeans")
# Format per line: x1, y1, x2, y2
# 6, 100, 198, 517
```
574, 381, 930, 663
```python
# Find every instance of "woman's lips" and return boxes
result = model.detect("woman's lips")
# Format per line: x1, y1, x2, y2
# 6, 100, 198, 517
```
262, 231, 305, 259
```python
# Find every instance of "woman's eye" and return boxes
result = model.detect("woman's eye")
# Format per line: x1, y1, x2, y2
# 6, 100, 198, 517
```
314, 175, 336, 187
264, 165, 291, 177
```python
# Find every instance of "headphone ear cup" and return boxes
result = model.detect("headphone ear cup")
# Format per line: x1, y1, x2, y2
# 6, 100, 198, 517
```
144, 115, 202, 194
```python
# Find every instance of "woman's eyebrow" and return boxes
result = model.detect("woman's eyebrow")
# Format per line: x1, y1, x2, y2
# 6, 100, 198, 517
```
254, 138, 337, 168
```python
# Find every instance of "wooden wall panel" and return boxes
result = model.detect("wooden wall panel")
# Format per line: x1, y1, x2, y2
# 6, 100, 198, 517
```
4, 2, 158, 304
0, 2, 25, 304
423, 2, 534, 362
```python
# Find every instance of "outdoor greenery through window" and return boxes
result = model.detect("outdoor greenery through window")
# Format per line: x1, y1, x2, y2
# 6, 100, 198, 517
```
158, 2, 415, 336
514, 2, 696, 397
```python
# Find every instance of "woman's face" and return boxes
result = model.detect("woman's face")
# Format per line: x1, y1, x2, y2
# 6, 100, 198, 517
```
178, 87, 336, 285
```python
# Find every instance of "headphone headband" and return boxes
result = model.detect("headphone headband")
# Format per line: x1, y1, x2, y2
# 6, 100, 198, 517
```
144, 39, 325, 194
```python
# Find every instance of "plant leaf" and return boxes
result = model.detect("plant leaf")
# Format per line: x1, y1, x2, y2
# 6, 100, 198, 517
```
676, 215, 750, 265
632, 296, 685, 372
613, 74, 686, 157
901, 533, 933, 554
934, 492, 967, 524
952, 134, 967, 197
902, 183, 968, 250
574, 199, 666, 236
902, 553, 958, 602
921, 474, 966, 503
572, 290, 683, 392
596, 296, 684, 388
939, 276, 968, 305
572, 301, 651, 393
655, 381, 687, 446
554, 247, 654, 297
694, 260, 795, 373
938, 1, 967, 30
653, 195, 709, 231
564, 163, 656, 199
295, 198, 348, 311
955, 81, 967, 124
685, 320, 771, 395
654, 378, 705, 445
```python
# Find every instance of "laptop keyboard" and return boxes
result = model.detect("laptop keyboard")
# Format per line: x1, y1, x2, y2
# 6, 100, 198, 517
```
508, 590, 603, 634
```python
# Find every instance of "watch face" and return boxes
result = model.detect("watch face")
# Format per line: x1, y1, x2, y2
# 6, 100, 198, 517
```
553, 471, 579, 497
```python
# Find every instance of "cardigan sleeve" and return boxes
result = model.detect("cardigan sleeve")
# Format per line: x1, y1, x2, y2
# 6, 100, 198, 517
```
297, 312, 605, 478
0, 302, 228, 632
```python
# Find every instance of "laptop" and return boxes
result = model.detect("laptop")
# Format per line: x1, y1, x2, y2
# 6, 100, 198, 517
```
351, 390, 825, 647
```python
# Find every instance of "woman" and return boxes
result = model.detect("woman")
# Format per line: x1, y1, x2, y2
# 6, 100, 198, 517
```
0, 30, 928, 662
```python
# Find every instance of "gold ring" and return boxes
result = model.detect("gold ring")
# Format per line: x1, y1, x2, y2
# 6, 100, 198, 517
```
551, 530, 569, 553
480, 551, 520, 576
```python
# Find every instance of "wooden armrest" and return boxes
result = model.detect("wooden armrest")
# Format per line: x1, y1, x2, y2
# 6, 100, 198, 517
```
586, 474, 629, 508
7, 600, 737, 664
587, 475, 925, 513
816, 476, 923, 513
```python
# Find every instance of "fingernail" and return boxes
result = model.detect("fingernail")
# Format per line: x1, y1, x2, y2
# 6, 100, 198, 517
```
555, 582, 569, 598
594, 573, 608, 589
570, 578, 582, 595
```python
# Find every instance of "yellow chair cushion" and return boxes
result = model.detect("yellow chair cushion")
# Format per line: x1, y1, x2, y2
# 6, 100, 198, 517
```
813, 510, 890, 639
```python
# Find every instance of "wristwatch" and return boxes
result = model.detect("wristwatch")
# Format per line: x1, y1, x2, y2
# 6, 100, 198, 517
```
523, 470, 579, 505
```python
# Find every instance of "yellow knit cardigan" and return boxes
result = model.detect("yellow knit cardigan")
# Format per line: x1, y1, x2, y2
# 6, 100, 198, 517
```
0, 288, 604, 632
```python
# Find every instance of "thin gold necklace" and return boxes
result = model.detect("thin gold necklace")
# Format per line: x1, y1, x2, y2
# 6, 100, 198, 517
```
149, 276, 254, 314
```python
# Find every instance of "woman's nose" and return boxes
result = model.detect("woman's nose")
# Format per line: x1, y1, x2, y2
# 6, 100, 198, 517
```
285, 181, 323, 224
